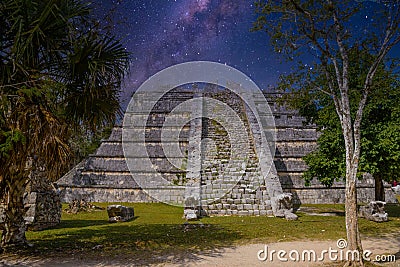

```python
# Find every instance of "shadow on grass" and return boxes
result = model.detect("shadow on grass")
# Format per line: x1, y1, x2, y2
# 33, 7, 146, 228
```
386, 204, 400, 218
18, 223, 242, 266
52, 216, 139, 229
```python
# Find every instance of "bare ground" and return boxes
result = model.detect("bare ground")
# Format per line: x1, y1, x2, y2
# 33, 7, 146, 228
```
1, 235, 399, 267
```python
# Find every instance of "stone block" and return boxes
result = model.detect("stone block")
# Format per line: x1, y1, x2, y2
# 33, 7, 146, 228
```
284, 210, 298, 221
183, 209, 198, 221
222, 204, 230, 209
359, 201, 388, 222
107, 205, 135, 223
243, 204, 252, 210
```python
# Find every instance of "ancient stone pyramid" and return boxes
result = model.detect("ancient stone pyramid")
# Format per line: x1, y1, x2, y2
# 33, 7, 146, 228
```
57, 87, 317, 215
57, 87, 396, 214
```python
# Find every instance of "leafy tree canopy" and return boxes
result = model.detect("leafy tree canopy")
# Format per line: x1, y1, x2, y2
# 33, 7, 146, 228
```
0, 0, 130, 247
277, 48, 400, 187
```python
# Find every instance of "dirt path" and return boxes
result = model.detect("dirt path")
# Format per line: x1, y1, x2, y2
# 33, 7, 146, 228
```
158, 237, 400, 267
1, 236, 399, 267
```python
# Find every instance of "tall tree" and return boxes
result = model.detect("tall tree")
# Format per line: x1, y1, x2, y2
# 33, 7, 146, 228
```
0, 0, 129, 249
253, 1, 400, 265
280, 48, 400, 200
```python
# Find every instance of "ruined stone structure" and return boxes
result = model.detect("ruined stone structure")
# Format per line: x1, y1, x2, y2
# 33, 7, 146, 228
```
56, 88, 397, 217
0, 194, 61, 231
0, 164, 62, 231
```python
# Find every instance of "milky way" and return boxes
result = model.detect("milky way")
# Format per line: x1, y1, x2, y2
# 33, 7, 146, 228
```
96, 0, 292, 107
95, 0, 400, 107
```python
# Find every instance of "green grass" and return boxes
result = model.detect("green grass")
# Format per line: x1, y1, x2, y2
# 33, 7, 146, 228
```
2, 203, 400, 264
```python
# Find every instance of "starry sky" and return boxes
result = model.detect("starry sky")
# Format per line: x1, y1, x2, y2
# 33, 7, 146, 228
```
94, 0, 400, 107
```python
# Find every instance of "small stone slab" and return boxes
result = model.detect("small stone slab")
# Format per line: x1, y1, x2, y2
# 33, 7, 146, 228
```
107, 205, 134, 223
183, 209, 198, 221
284, 210, 298, 221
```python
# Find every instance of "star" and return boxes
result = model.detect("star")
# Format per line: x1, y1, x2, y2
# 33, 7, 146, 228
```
92, 0, 400, 107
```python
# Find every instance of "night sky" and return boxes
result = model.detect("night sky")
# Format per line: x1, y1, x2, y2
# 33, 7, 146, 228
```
95, 0, 400, 107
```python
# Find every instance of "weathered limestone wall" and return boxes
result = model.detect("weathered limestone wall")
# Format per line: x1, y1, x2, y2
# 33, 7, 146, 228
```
57, 89, 194, 205
281, 175, 398, 204
59, 187, 185, 203
24, 191, 62, 230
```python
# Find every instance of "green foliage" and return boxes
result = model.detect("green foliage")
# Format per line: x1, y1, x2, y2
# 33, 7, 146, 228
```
69, 126, 113, 164
360, 84, 400, 181
303, 127, 346, 186
0, 130, 25, 158
0, 0, 130, 246
0, 0, 130, 178
277, 48, 400, 185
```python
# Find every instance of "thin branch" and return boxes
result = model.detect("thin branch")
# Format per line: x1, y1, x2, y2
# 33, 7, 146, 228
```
332, 4, 349, 97
0, 79, 42, 89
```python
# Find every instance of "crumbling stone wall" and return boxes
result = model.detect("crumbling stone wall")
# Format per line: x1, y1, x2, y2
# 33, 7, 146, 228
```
0, 191, 61, 231
24, 191, 62, 230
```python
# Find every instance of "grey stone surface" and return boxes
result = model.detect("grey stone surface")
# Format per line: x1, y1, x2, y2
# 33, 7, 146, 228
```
273, 193, 298, 220
107, 205, 134, 223
183, 209, 198, 220
284, 210, 298, 221
274, 193, 294, 213
392, 185, 400, 195
359, 201, 388, 223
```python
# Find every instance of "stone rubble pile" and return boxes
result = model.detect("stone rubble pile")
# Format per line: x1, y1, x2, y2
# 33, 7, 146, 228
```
64, 199, 104, 214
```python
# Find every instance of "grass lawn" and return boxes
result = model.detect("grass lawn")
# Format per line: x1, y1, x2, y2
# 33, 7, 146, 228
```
1, 202, 399, 265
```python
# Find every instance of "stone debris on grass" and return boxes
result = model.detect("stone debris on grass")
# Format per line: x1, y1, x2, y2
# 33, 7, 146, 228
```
359, 201, 388, 222
64, 199, 104, 214
183, 209, 198, 221
273, 193, 298, 221
107, 205, 134, 223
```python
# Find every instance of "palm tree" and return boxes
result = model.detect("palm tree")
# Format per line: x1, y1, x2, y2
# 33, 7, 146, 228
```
0, 0, 130, 248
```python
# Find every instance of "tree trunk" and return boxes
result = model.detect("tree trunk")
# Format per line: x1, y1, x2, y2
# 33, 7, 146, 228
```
0, 177, 28, 249
374, 175, 385, 201
342, 117, 363, 266
345, 170, 363, 265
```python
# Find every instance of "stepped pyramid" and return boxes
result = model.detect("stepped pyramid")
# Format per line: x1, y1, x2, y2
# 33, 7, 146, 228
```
56, 87, 315, 215
57, 87, 397, 212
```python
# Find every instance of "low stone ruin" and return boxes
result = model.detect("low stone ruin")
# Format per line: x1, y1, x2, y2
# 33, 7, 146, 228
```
273, 193, 298, 221
359, 201, 388, 222
107, 205, 134, 223
24, 191, 62, 231
0, 191, 61, 231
